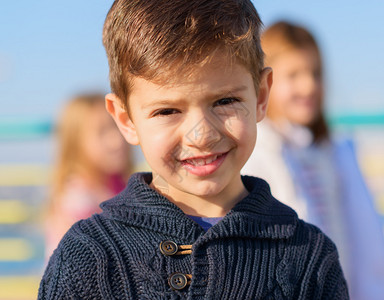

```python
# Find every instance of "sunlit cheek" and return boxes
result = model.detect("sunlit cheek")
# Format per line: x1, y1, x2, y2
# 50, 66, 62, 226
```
212, 104, 251, 133
140, 125, 182, 172
212, 114, 253, 151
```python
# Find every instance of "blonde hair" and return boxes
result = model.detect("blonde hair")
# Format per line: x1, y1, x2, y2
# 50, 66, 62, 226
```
262, 21, 329, 142
49, 93, 132, 212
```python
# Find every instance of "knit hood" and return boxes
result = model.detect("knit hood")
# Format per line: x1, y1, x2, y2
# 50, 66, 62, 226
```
100, 173, 298, 242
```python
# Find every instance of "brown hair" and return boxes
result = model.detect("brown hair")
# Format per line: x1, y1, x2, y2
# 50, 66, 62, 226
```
262, 21, 329, 142
103, 0, 265, 111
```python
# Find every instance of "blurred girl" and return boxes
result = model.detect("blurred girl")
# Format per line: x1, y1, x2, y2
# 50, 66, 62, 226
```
45, 93, 133, 258
242, 21, 384, 300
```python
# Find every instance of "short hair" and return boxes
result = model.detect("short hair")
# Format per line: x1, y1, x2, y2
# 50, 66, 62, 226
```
103, 0, 265, 110
262, 21, 329, 142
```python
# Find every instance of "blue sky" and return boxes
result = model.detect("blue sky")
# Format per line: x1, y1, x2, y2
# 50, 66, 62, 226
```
1, 0, 383, 120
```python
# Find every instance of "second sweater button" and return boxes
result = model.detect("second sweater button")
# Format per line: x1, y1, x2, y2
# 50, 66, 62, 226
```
168, 273, 188, 290
159, 240, 178, 256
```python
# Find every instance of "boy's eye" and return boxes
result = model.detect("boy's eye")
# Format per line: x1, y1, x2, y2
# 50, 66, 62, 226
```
214, 97, 239, 107
153, 108, 179, 116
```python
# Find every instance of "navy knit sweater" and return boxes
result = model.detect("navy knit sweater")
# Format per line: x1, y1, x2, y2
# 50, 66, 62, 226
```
38, 173, 349, 299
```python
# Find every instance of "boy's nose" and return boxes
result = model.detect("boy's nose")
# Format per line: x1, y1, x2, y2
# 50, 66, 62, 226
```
183, 115, 222, 150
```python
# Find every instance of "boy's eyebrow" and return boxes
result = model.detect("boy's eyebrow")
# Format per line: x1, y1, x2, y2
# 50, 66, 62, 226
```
141, 85, 250, 109
141, 99, 186, 110
213, 85, 249, 97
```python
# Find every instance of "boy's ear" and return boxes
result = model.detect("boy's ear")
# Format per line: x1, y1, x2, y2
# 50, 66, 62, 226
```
105, 93, 140, 145
256, 67, 273, 122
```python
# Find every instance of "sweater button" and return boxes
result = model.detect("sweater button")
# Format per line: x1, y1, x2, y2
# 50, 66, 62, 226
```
160, 240, 178, 256
168, 273, 188, 290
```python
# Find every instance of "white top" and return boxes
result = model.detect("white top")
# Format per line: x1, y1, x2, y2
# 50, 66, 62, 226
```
242, 119, 384, 300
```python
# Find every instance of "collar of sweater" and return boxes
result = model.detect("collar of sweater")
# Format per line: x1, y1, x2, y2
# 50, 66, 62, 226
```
100, 172, 298, 241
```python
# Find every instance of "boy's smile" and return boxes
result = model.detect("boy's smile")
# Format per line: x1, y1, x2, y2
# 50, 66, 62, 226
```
107, 53, 271, 217
179, 152, 227, 177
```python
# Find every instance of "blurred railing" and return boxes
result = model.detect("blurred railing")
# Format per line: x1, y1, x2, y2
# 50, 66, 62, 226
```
0, 118, 52, 300
0, 118, 52, 140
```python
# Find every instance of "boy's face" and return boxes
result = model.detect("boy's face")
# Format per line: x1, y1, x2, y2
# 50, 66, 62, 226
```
107, 54, 271, 207
267, 47, 323, 126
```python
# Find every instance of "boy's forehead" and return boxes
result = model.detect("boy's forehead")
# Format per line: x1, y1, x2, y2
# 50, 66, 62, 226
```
141, 51, 249, 87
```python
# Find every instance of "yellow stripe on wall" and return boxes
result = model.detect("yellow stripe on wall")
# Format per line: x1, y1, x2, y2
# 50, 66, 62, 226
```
0, 239, 34, 261
0, 200, 30, 224
0, 164, 50, 186
0, 276, 40, 300
361, 155, 384, 177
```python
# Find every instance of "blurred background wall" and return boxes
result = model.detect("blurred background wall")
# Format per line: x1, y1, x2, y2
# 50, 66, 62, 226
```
0, 1, 383, 299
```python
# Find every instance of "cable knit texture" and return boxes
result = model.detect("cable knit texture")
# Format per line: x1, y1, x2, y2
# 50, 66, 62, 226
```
38, 173, 349, 299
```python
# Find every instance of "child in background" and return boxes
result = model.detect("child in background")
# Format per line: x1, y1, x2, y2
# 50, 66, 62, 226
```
39, 2, 348, 299
242, 21, 384, 300
45, 93, 133, 258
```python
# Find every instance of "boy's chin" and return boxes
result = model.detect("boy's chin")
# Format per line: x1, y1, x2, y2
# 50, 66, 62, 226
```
173, 176, 233, 198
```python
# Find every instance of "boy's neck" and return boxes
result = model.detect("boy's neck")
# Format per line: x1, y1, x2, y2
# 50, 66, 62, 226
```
149, 174, 249, 218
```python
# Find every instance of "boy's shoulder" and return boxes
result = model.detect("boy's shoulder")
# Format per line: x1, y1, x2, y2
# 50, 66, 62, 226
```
280, 217, 344, 285
48, 215, 106, 265
293, 218, 339, 252
39, 216, 105, 298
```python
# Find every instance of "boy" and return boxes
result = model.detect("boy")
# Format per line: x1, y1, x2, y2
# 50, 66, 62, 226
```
38, 0, 349, 299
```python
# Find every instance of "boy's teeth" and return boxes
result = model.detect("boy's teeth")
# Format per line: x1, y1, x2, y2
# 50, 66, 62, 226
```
195, 158, 205, 166
186, 154, 220, 166
205, 155, 217, 164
